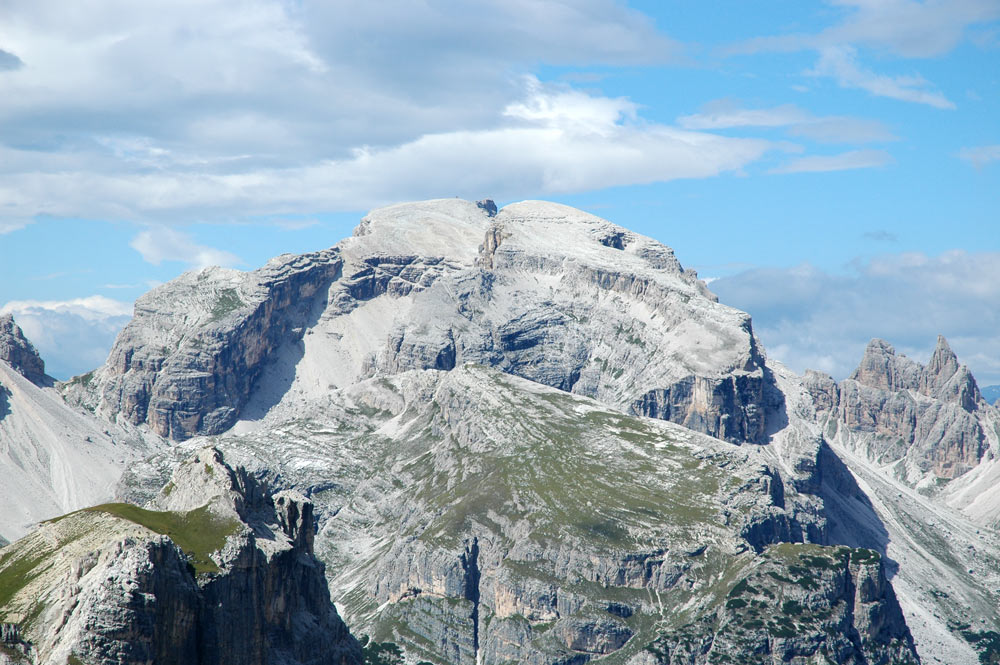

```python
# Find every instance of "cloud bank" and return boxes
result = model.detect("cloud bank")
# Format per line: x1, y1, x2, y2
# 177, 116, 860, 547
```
710, 250, 1000, 385
0, 0, 707, 230
0, 77, 778, 225
959, 144, 1000, 168
0, 297, 133, 379
728, 0, 999, 109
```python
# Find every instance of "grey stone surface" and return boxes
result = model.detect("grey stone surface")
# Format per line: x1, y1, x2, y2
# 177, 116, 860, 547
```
0, 448, 361, 665
810, 336, 993, 480
0, 314, 45, 385
75, 199, 779, 445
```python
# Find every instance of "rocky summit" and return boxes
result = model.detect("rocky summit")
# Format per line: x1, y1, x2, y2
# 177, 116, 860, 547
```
3, 199, 1000, 665
0, 315, 46, 386
0, 447, 360, 665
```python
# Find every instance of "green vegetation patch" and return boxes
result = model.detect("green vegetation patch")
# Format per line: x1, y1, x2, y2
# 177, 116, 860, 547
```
962, 630, 1000, 665
0, 551, 46, 615
768, 615, 796, 638
848, 548, 881, 565
80, 503, 240, 574
412, 384, 725, 550
727, 578, 757, 599
361, 636, 406, 665
781, 600, 803, 616
210, 288, 245, 321
67, 370, 95, 387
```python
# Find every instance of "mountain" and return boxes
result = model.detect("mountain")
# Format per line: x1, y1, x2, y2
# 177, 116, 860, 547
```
2, 198, 1000, 664
0, 447, 360, 665
0, 315, 155, 542
982, 384, 1000, 406
805, 336, 997, 485
65, 199, 770, 446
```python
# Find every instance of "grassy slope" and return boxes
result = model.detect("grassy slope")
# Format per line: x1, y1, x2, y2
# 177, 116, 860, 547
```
0, 502, 240, 631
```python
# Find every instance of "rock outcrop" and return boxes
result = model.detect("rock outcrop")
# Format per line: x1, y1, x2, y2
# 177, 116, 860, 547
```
806, 336, 996, 481
0, 448, 361, 665
65, 250, 343, 440
0, 315, 45, 385
6, 199, 982, 665
634, 544, 917, 665
0, 339, 149, 543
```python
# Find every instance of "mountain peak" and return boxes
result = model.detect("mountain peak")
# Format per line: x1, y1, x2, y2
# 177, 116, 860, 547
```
925, 335, 959, 383
0, 313, 46, 385
849, 338, 899, 390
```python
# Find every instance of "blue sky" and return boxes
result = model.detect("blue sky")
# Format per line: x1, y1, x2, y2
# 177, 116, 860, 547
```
1, 0, 998, 384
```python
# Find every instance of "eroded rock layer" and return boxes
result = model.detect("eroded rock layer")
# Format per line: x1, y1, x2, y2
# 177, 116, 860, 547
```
0, 448, 361, 665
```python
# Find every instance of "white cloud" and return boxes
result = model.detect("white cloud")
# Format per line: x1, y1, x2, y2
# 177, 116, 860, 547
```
0, 2, 780, 229
678, 104, 811, 130
726, 1, 996, 110
787, 116, 896, 144
0, 48, 23, 70
1, 295, 132, 319
130, 227, 241, 268
731, 0, 1000, 58
770, 148, 893, 173
823, 0, 1000, 57
0, 81, 779, 223
677, 101, 895, 143
959, 144, 1000, 168
809, 46, 956, 109
710, 250, 1000, 385
1, 297, 133, 379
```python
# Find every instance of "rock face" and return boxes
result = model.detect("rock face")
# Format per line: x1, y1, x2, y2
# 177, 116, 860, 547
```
120, 365, 917, 665
75, 199, 778, 445
8, 198, 984, 664
0, 448, 361, 665
0, 315, 45, 385
636, 544, 916, 665
66, 250, 343, 440
806, 336, 996, 481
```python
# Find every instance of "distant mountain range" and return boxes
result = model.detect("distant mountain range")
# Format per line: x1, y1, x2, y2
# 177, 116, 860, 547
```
983, 384, 1000, 405
2, 199, 1000, 665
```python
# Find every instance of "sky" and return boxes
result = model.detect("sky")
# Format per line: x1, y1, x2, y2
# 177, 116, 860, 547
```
0, 0, 998, 385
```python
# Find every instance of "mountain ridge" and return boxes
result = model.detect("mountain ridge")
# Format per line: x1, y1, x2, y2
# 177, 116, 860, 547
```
2, 198, 999, 665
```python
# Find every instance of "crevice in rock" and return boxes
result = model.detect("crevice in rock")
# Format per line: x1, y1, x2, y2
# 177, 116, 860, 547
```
598, 231, 628, 250
0, 382, 10, 420
461, 538, 482, 659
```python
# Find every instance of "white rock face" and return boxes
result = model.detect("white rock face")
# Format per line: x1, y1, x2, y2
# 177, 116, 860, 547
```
81, 198, 772, 445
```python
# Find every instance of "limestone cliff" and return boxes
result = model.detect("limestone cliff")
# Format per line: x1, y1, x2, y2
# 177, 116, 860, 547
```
0, 329, 149, 543
120, 365, 918, 665
806, 336, 997, 482
3, 199, 968, 665
633, 544, 916, 665
0, 448, 361, 665
0, 315, 45, 385
64, 250, 343, 440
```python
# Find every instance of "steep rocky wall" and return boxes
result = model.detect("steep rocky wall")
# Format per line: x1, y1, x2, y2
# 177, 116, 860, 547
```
0, 448, 361, 665
368, 201, 781, 445
806, 336, 993, 480
74, 199, 783, 445
79, 250, 342, 439
0, 315, 45, 385
635, 544, 917, 665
